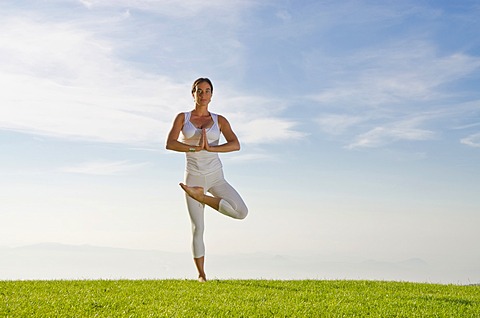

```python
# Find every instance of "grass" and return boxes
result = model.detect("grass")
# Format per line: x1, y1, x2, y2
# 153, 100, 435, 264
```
1, 279, 479, 317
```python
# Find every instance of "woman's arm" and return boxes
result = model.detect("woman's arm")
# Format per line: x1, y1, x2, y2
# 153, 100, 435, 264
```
166, 113, 203, 152
203, 115, 240, 153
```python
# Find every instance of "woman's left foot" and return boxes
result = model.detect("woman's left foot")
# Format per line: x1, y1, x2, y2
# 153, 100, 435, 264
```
179, 183, 205, 202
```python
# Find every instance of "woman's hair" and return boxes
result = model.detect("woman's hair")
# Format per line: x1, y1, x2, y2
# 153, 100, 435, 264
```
191, 78, 213, 94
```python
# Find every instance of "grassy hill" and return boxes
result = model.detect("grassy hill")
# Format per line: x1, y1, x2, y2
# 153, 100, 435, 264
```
1, 280, 479, 317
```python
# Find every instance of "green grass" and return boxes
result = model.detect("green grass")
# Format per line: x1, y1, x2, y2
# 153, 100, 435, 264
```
1, 280, 479, 317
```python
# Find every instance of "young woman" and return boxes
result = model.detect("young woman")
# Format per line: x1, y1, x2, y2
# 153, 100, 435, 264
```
166, 78, 248, 282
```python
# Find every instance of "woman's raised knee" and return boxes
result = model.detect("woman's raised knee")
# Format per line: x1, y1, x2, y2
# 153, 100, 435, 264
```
236, 206, 248, 220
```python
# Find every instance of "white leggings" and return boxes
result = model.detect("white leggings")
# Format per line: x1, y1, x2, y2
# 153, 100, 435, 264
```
184, 169, 248, 258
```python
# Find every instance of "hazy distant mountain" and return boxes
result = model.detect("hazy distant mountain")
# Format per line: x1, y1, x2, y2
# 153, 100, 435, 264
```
0, 243, 476, 284
0, 243, 192, 280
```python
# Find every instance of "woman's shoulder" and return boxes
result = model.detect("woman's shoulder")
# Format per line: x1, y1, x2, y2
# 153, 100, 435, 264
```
216, 114, 229, 122
172, 112, 186, 125
175, 112, 186, 118
210, 112, 224, 121
214, 114, 232, 130
211, 112, 226, 120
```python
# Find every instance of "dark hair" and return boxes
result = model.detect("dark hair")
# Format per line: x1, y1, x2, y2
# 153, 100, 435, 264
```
191, 78, 213, 94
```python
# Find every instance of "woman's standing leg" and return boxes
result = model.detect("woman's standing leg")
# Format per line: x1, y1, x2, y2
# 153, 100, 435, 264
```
180, 170, 248, 282
193, 257, 206, 282
184, 173, 208, 281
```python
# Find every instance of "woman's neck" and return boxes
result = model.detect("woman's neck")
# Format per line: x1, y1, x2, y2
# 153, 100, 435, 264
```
192, 105, 210, 117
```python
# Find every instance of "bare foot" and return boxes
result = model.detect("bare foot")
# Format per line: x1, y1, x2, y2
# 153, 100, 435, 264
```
179, 183, 205, 202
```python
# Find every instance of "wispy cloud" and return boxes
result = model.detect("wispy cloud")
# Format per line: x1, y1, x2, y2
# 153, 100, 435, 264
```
213, 94, 306, 145
77, 0, 257, 18
308, 38, 480, 150
59, 160, 148, 175
346, 117, 436, 149
309, 42, 480, 108
300, 2, 480, 111
238, 118, 306, 144
0, 7, 304, 147
316, 102, 480, 150
316, 114, 367, 135
0, 15, 189, 144
2, 0, 478, 154
461, 133, 480, 148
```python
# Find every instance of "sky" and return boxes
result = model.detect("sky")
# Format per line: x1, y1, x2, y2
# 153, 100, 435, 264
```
1, 0, 480, 282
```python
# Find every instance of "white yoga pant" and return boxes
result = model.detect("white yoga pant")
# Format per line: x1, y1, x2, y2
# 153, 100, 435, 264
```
184, 169, 248, 258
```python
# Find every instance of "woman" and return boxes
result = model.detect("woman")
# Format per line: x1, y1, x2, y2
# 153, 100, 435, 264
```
166, 78, 248, 282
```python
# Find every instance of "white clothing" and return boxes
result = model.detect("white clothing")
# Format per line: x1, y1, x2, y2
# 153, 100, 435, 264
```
185, 169, 248, 258
180, 111, 222, 175
180, 111, 248, 258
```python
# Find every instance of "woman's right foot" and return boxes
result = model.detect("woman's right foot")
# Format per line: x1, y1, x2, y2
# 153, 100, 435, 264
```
198, 275, 207, 283
179, 183, 205, 202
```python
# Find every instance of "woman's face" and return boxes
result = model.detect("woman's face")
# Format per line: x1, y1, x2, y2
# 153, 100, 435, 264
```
193, 81, 212, 107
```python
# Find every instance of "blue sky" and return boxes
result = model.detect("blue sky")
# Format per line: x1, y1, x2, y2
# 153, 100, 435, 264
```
1, 0, 479, 282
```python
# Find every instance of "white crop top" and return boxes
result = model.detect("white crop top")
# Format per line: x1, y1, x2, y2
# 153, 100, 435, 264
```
180, 111, 223, 175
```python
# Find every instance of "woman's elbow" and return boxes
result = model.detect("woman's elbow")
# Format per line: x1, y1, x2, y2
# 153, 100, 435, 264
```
234, 141, 241, 151
165, 140, 175, 151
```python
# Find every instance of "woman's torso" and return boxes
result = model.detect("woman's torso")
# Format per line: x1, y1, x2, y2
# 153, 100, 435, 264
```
180, 111, 223, 175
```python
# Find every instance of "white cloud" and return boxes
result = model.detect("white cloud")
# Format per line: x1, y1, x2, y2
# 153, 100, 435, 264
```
308, 39, 480, 150
236, 118, 306, 145
0, 8, 305, 147
59, 160, 148, 175
211, 93, 306, 145
78, 0, 93, 9
460, 133, 480, 148
308, 42, 480, 108
77, 0, 257, 19
0, 16, 192, 144
453, 122, 480, 130
316, 114, 366, 135
346, 117, 436, 149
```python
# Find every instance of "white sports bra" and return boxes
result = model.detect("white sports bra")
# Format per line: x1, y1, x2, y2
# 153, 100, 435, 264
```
180, 111, 223, 174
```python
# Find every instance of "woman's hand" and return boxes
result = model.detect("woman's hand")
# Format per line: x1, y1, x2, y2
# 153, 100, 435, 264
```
197, 128, 209, 151
202, 129, 212, 151
198, 116, 240, 153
